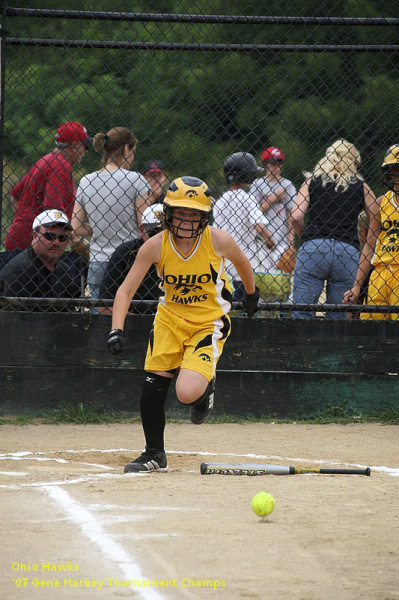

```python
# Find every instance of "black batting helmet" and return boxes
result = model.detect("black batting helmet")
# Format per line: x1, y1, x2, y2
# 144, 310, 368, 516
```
223, 152, 262, 184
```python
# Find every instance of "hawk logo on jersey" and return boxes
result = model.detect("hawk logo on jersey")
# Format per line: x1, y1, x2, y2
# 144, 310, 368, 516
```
174, 283, 202, 296
381, 222, 399, 254
388, 228, 399, 243
199, 353, 211, 362
164, 272, 211, 304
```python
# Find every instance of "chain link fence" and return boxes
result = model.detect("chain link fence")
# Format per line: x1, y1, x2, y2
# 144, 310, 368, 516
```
1, 1, 399, 318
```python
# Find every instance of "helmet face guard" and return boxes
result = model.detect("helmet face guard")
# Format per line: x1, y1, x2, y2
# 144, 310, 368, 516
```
163, 176, 212, 238
163, 204, 210, 239
382, 165, 399, 192
382, 145, 399, 191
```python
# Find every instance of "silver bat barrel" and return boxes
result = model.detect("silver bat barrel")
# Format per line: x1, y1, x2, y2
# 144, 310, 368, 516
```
200, 463, 295, 475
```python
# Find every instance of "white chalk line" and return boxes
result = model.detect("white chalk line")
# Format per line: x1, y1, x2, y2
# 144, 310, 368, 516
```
43, 486, 165, 600
25, 447, 398, 476
0, 472, 129, 490
0, 455, 69, 463
1, 449, 397, 479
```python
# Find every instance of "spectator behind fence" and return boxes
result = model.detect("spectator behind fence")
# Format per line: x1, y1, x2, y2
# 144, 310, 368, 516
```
344, 145, 399, 320
71, 127, 152, 302
250, 146, 297, 272
291, 139, 376, 319
98, 203, 163, 314
0, 209, 82, 311
5, 121, 92, 253
213, 152, 276, 301
143, 160, 168, 205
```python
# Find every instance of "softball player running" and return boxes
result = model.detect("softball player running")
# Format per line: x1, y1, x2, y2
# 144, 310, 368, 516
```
107, 176, 259, 473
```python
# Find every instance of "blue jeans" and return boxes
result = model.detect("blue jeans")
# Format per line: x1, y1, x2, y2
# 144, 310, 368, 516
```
292, 239, 359, 319
87, 261, 108, 312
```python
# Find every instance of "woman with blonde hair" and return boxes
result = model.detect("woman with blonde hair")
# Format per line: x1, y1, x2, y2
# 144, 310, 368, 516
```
290, 139, 376, 318
71, 127, 151, 302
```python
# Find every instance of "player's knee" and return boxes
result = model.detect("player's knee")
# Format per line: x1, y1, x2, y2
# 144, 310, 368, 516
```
177, 387, 203, 405
177, 377, 215, 406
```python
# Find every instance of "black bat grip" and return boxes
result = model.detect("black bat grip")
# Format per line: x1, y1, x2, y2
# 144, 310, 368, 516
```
319, 467, 371, 476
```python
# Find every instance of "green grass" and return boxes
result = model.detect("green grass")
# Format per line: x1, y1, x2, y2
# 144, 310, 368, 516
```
0, 402, 399, 425
363, 403, 399, 425
36, 401, 137, 424
305, 402, 362, 424
0, 415, 38, 426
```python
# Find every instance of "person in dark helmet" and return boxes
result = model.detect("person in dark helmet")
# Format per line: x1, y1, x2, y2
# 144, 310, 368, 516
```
223, 151, 263, 185
213, 152, 276, 301
107, 175, 259, 473
344, 144, 399, 320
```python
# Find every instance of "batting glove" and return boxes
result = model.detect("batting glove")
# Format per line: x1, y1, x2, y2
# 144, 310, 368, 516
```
243, 287, 260, 318
107, 329, 125, 355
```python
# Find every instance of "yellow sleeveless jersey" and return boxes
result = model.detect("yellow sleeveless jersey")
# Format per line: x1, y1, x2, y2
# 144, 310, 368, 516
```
373, 191, 399, 266
156, 226, 232, 324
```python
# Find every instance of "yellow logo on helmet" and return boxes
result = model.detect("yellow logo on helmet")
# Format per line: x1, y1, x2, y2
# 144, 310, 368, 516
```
164, 176, 212, 212
383, 145, 399, 167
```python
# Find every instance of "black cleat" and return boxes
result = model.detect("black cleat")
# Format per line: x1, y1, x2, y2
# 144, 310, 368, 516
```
124, 447, 168, 473
190, 378, 215, 425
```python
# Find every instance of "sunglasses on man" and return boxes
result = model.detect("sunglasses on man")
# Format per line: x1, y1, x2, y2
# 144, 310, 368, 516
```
37, 230, 70, 243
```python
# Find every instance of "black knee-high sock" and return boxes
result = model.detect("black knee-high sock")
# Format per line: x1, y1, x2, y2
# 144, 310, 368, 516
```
139, 372, 172, 452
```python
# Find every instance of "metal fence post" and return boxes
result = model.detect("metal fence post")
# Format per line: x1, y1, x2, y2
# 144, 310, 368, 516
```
0, 1, 7, 241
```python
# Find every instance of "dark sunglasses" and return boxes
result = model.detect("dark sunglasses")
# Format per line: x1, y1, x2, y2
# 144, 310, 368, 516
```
38, 231, 70, 243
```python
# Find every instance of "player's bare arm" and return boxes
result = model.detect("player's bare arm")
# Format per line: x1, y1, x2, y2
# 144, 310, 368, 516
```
210, 227, 255, 294
343, 185, 381, 304
112, 233, 162, 330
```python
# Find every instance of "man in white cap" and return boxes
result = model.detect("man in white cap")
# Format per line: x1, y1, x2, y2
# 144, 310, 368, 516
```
5, 121, 92, 252
0, 209, 82, 309
98, 204, 163, 313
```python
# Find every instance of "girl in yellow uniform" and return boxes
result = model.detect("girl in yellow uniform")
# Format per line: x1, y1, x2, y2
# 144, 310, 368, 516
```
107, 176, 259, 473
344, 145, 399, 319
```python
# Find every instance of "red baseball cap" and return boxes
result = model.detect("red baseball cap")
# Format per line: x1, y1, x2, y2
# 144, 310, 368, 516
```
55, 121, 93, 147
143, 160, 166, 175
262, 147, 285, 162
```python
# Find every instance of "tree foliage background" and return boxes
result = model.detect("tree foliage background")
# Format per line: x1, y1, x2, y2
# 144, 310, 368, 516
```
1, 0, 399, 236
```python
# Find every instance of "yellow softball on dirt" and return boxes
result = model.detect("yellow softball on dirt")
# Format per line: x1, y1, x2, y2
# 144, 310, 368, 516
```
251, 492, 275, 517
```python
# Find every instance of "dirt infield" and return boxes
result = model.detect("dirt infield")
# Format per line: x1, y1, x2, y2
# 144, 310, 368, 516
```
1, 422, 398, 600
